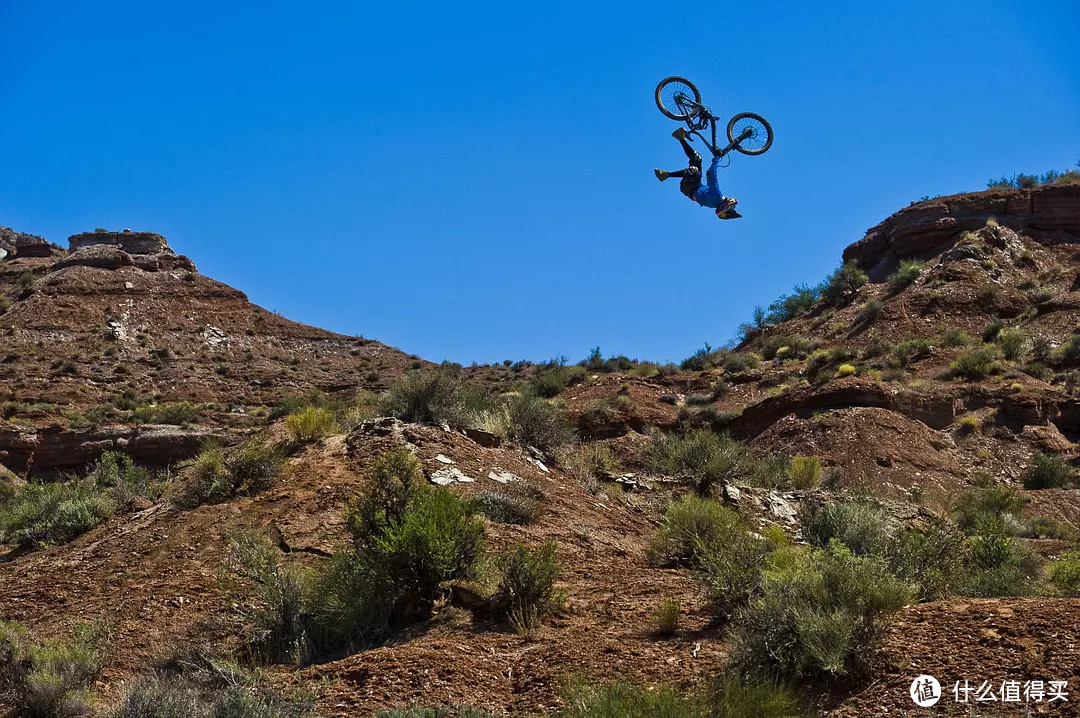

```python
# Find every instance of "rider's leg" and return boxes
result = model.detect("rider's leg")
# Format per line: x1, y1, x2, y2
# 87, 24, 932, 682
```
677, 136, 702, 168
706, 156, 723, 196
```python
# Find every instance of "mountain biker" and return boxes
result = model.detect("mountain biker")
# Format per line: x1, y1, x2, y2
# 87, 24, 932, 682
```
654, 128, 741, 219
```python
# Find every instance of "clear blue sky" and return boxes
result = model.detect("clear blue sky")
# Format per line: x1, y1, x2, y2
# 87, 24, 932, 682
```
2, 1, 1077, 365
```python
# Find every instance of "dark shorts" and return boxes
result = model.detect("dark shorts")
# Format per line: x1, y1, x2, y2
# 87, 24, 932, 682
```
679, 166, 702, 200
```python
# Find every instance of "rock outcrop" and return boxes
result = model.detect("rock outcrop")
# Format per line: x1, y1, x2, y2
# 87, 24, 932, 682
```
65, 230, 197, 272
843, 183, 1080, 279
0, 225, 53, 258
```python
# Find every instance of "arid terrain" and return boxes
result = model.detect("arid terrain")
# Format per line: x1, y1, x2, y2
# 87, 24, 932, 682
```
3, 180, 1080, 716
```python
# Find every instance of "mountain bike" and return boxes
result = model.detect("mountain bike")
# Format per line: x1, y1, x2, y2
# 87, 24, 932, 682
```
654, 76, 773, 159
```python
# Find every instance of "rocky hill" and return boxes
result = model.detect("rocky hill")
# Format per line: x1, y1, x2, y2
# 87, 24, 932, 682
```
0, 229, 418, 473
2, 182, 1080, 717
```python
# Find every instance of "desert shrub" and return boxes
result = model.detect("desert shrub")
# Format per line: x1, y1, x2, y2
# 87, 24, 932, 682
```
531, 362, 586, 398
471, 485, 543, 525
654, 598, 680, 636
889, 338, 932, 368
752, 454, 791, 489
941, 329, 971, 347
0, 482, 116, 547
949, 346, 998, 380
681, 344, 726, 372
285, 406, 339, 442
493, 540, 560, 633
644, 430, 750, 496
0, 621, 105, 718
712, 674, 807, 718
952, 483, 1027, 531
789, 456, 823, 490
758, 335, 815, 361
113, 665, 315, 718
696, 520, 770, 617
1022, 452, 1074, 489
730, 543, 913, 680
225, 531, 311, 663
564, 443, 618, 486
376, 708, 497, 718
884, 520, 968, 601
886, 259, 924, 294
1057, 333, 1080, 366
801, 500, 894, 557
835, 363, 856, 378
981, 317, 1005, 343
559, 679, 707, 718
963, 516, 1036, 597
181, 440, 283, 506
855, 299, 883, 324
724, 353, 760, 373
996, 327, 1027, 361
182, 444, 232, 506
648, 495, 744, 567
581, 347, 634, 373
821, 262, 867, 302
1049, 552, 1080, 596
502, 394, 573, 452
765, 284, 821, 324
144, 402, 202, 425
90, 451, 158, 505
379, 369, 474, 425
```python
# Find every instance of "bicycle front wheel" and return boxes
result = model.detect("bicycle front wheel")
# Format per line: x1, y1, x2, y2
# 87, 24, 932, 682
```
655, 76, 701, 121
726, 112, 773, 155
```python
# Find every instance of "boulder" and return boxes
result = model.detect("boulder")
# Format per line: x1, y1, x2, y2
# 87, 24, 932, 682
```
53, 245, 134, 271
126, 425, 226, 464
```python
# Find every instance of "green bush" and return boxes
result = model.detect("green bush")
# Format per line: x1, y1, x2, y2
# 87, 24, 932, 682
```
493, 540, 560, 633
471, 485, 543, 525
801, 500, 894, 557
91, 451, 159, 505
0, 620, 105, 718
225, 531, 311, 663
376, 708, 497, 718
1049, 551, 1080, 596
0, 482, 117, 547
887, 259, 924, 294
559, 679, 707, 718
889, 338, 932, 368
949, 346, 998, 380
765, 284, 821, 324
789, 456, 823, 489
981, 317, 1005, 343
696, 519, 770, 617
731, 543, 913, 680
285, 406, 339, 442
821, 262, 867, 302
712, 674, 807, 718
654, 598, 680, 636
996, 327, 1027, 361
952, 483, 1027, 531
1022, 452, 1074, 489
379, 370, 477, 425
941, 329, 971, 347
855, 299, 883, 324
531, 362, 587, 398
758, 335, 815, 361
502, 394, 573, 452
134, 402, 202, 425
182, 439, 283, 506
647, 495, 742, 567
884, 520, 968, 601
645, 430, 750, 496
681, 344, 726, 372
724, 353, 760, 373
963, 516, 1036, 597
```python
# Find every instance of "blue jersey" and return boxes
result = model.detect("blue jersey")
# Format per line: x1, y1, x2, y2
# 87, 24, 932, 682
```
693, 156, 726, 208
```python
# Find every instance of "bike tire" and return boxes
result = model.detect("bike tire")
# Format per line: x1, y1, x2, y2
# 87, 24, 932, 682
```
655, 76, 701, 121
726, 112, 774, 155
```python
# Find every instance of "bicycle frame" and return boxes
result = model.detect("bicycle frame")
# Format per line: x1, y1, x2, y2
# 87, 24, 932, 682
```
673, 95, 753, 159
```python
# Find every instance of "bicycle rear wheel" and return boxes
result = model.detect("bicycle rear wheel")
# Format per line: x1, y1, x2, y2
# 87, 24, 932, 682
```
726, 112, 773, 155
655, 76, 701, 121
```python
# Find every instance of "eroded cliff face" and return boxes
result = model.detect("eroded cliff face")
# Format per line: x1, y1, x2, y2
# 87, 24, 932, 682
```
843, 183, 1080, 279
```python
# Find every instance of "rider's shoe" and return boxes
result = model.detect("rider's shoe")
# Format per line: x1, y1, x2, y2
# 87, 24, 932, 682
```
654, 169, 669, 182
718, 209, 743, 220
717, 197, 738, 211
672, 127, 688, 141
